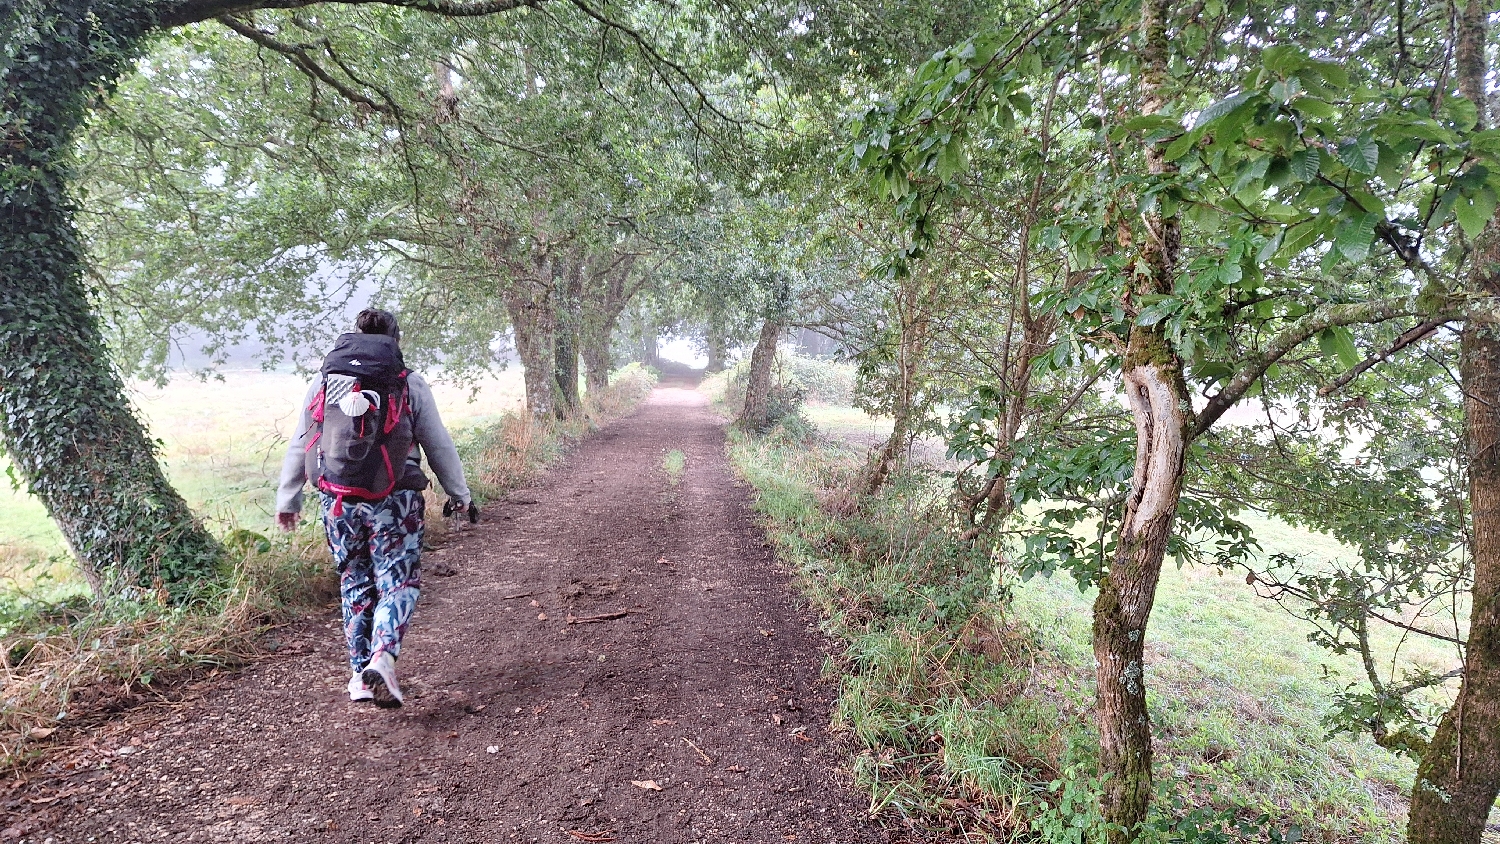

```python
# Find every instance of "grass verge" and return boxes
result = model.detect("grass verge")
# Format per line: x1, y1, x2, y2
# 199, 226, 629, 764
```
725, 420, 1413, 844
0, 363, 658, 767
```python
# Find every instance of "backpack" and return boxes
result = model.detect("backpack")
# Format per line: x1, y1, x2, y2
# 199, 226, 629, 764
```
303, 333, 416, 516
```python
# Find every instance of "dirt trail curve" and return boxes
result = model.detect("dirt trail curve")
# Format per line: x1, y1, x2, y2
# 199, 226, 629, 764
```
4, 379, 895, 844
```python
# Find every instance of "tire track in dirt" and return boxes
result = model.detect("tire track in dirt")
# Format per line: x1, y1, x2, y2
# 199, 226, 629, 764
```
4, 382, 893, 844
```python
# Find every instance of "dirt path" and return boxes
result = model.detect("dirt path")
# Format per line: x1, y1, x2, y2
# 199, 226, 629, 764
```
3, 382, 893, 844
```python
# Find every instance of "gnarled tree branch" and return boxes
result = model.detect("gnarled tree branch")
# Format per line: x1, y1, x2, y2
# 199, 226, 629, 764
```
162, 0, 545, 29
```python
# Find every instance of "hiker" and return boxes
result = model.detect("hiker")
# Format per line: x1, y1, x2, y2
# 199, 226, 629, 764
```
275, 308, 476, 708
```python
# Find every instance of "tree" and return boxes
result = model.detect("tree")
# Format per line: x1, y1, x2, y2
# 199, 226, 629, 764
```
1, 0, 708, 592
1408, 1, 1500, 838
845, 0, 1500, 836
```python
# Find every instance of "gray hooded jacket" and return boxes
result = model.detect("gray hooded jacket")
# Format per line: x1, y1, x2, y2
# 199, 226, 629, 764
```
276, 371, 471, 514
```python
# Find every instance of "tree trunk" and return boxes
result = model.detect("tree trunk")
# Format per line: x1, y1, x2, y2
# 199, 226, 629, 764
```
554, 328, 580, 413
581, 331, 611, 397
504, 284, 559, 422
1094, 332, 1188, 843
1094, 2, 1183, 838
553, 260, 584, 414
1, 9, 221, 596
1407, 2, 1500, 838
739, 318, 782, 431
705, 327, 727, 373
1410, 310, 1500, 842
864, 414, 910, 497
864, 280, 930, 497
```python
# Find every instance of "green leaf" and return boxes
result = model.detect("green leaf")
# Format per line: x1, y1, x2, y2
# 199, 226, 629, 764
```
935, 141, 968, 180
1308, 59, 1349, 89
1164, 128, 1205, 161
1447, 96, 1480, 132
1193, 91, 1257, 129
1376, 142, 1405, 189
1277, 217, 1328, 263
1256, 230, 1284, 264
1335, 214, 1376, 262
1122, 114, 1181, 133
1455, 188, 1498, 240
1263, 46, 1311, 77
1231, 155, 1271, 194
1290, 148, 1320, 183
1318, 327, 1361, 369
1338, 134, 1378, 175
1293, 97, 1336, 120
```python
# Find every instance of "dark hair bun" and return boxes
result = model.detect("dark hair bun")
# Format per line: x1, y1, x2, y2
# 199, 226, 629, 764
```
356, 308, 400, 341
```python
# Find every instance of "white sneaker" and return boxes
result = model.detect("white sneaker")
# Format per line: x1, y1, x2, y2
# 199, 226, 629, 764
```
361, 651, 404, 709
348, 672, 374, 703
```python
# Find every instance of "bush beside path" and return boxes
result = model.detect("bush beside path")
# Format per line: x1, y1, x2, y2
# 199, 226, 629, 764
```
2, 379, 892, 844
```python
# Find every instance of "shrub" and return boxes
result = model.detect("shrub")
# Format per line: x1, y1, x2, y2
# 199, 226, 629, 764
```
781, 354, 856, 405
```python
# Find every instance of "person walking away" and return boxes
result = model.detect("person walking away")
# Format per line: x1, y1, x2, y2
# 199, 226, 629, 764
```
275, 309, 473, 708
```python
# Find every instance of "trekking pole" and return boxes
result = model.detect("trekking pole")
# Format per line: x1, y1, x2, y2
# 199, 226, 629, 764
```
443, 497, 480, 523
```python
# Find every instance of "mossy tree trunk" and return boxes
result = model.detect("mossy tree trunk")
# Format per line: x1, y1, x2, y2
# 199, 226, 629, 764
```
553, 258, 584, 414
1, 4, 226, 596
504, 245, 562, 422
1407, 2, 1500, 838
739, 318, 782, 431
579, 253, 640, 399
1093, 1, 1185, 838
1093, 332, 1188, 842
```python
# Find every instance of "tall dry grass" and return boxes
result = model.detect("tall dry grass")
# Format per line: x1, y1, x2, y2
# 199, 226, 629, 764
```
0, 535, 334, 766
457, 362, 658, 499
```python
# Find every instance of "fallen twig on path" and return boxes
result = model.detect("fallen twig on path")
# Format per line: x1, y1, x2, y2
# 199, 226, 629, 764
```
682, 737, 713, 765
566, 610, 631, 624
565, 829, 616, 842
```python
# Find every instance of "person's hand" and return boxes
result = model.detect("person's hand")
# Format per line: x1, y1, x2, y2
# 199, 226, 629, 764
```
444, 497, 479, 523
277, 511, 300, 533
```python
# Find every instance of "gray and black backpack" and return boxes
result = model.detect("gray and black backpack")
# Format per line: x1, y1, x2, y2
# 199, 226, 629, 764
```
303, 333, 415, 515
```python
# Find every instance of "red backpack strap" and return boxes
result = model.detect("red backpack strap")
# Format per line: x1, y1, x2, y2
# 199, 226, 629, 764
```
384, 372, 411, 434
309, 382, 327, 424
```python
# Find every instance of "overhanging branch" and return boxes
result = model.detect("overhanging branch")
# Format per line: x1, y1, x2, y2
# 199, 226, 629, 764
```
1317, 319, 1448, 397
217, 15, 395, 115
162, 0, 545, 29
1191, 296, 1455, 439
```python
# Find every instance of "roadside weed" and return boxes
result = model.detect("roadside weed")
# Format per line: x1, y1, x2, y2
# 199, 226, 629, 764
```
727, 421, 1410, 843
662, 449, 686, 485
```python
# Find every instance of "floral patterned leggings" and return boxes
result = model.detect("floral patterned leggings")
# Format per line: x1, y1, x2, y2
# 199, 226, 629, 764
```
320, 489, 424, 674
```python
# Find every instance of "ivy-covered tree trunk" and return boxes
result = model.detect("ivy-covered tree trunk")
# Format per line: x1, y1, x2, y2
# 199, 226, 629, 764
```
1, 5, 222, 596
1407, 2, 1500, 838
1093, 1, 1184, 838
555, 329, 580, 412
739, 318, 782, 431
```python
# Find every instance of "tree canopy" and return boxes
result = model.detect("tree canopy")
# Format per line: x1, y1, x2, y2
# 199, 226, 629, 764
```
6, 0, 1500, 840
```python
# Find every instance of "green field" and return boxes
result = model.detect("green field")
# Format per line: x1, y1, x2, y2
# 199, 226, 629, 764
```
0, 369, 528, 593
